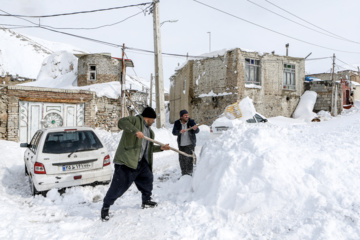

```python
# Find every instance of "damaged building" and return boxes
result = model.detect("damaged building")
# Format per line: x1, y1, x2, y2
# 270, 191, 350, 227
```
169, 48, 305, 123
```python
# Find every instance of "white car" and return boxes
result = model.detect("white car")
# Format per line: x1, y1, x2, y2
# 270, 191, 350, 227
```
20, 127, 112, 196
210, 113, 268, 138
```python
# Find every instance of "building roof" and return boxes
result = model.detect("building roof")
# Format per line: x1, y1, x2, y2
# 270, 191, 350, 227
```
74, 53, 134, 67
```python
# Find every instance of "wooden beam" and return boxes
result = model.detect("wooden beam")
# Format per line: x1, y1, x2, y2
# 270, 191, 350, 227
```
18, 97, 89, 103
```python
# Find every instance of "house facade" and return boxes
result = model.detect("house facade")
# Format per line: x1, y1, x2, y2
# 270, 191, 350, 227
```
169, 48, 305, 123
0, 53, 148, 142
76, 53, 134, 86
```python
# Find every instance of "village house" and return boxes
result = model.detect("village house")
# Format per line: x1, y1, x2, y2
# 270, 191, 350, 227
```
169, 48, 306, 123
0, 53, 149, 142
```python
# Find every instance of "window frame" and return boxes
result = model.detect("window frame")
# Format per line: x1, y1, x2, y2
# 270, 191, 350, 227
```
245, 58, 261, 85
29, 131, 43, 154
283, 63, 296, 90
89, 65, 97, 81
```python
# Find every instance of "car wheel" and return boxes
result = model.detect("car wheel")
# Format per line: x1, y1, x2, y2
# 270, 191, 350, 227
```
28, 176, 38, 196
25, 165, 29, 176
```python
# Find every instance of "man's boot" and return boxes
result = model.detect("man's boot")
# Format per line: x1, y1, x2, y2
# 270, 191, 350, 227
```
101, 207, 110, 221
142, 199, 158, 209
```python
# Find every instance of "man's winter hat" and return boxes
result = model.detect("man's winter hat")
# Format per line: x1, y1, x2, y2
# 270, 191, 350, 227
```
180, 109, 188, 117
142, 107, 157, 119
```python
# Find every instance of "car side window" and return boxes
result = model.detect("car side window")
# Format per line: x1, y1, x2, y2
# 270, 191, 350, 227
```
29, 131, 43, 153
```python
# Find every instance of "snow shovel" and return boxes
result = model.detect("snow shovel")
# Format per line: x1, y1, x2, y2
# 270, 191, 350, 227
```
182, 101, 243, 132
142, 136, 197, 164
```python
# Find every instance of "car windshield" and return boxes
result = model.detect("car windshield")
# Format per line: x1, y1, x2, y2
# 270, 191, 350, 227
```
43, 130, 103, 154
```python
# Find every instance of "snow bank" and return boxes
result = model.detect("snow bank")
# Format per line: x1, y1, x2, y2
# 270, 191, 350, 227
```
0, 28, 85, 79
292, 90, 318, 122
23, 51, 78, 88
191, 112, 360, 238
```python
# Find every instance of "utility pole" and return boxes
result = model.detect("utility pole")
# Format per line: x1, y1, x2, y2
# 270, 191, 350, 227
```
152, 0, 165, 128
121, 44, 127, 118
150, 73, 153, 108
331, 53, 336, 116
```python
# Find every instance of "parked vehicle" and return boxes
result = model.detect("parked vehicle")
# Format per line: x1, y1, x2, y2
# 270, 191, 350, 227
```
20, 127, 112, 196
210, 113, 268, 137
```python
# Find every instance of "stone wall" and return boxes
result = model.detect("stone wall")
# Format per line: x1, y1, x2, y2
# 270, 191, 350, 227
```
0, 87, 8, 139
92, 96, 121, 132
77, 54, 123, 86
304, 81, 343, 114
170, 48, 305, 123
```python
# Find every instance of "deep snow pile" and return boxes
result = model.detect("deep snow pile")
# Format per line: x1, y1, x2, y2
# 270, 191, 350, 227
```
193, 109, 360, 238
0, 28, 85, 79
292, 90, 318, 122
1, 108, 360, 239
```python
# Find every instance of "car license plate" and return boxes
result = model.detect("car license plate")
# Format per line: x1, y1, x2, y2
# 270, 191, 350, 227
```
216, 127, 228, 132
62, 163, 92, 171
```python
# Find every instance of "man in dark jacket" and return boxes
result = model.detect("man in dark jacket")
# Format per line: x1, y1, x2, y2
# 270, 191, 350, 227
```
101, 107, 170, 221
172, 109, 200, 176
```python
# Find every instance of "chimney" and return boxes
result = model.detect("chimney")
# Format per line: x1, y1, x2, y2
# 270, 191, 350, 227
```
285, 43, 289, 56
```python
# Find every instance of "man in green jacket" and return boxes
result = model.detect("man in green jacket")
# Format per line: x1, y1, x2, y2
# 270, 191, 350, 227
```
101, 107, 170, 221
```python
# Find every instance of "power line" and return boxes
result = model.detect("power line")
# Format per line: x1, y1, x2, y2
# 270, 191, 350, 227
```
0, 2, 152, 18
0, 5, 150, 31
193, 0, 360, 54
247, 0, 359, 45
264, 0, 360, 45
337, 58, 358, 70
0, 8, 207, 59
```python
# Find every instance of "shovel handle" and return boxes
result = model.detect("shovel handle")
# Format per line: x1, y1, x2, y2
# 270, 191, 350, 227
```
183, 114, 225, 132
142, 136, 194, 158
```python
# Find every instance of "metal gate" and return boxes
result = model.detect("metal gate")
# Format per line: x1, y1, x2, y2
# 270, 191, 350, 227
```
19, 101, 85, 143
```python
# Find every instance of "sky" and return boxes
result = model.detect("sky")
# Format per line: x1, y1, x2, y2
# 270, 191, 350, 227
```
1, 0, 360, 90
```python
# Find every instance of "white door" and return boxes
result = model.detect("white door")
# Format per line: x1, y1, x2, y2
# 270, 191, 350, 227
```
19, 101, 85, 143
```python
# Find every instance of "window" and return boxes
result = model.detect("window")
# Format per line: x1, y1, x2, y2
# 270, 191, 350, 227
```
89, 65, 97, 81
43, 131, 103, 154
29, 131, 43, 153
283, 64, 295, 90
245, 58, 260, 85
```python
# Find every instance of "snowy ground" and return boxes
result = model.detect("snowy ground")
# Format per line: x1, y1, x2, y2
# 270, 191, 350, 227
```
1, 105, 360, 239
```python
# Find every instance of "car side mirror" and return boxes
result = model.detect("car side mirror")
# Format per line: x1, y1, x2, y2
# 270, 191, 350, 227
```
20, 143, 29, 148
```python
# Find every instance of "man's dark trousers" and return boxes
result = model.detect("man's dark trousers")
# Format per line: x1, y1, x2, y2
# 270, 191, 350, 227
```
103, 157, 153, 209
179, 145, 194, 176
